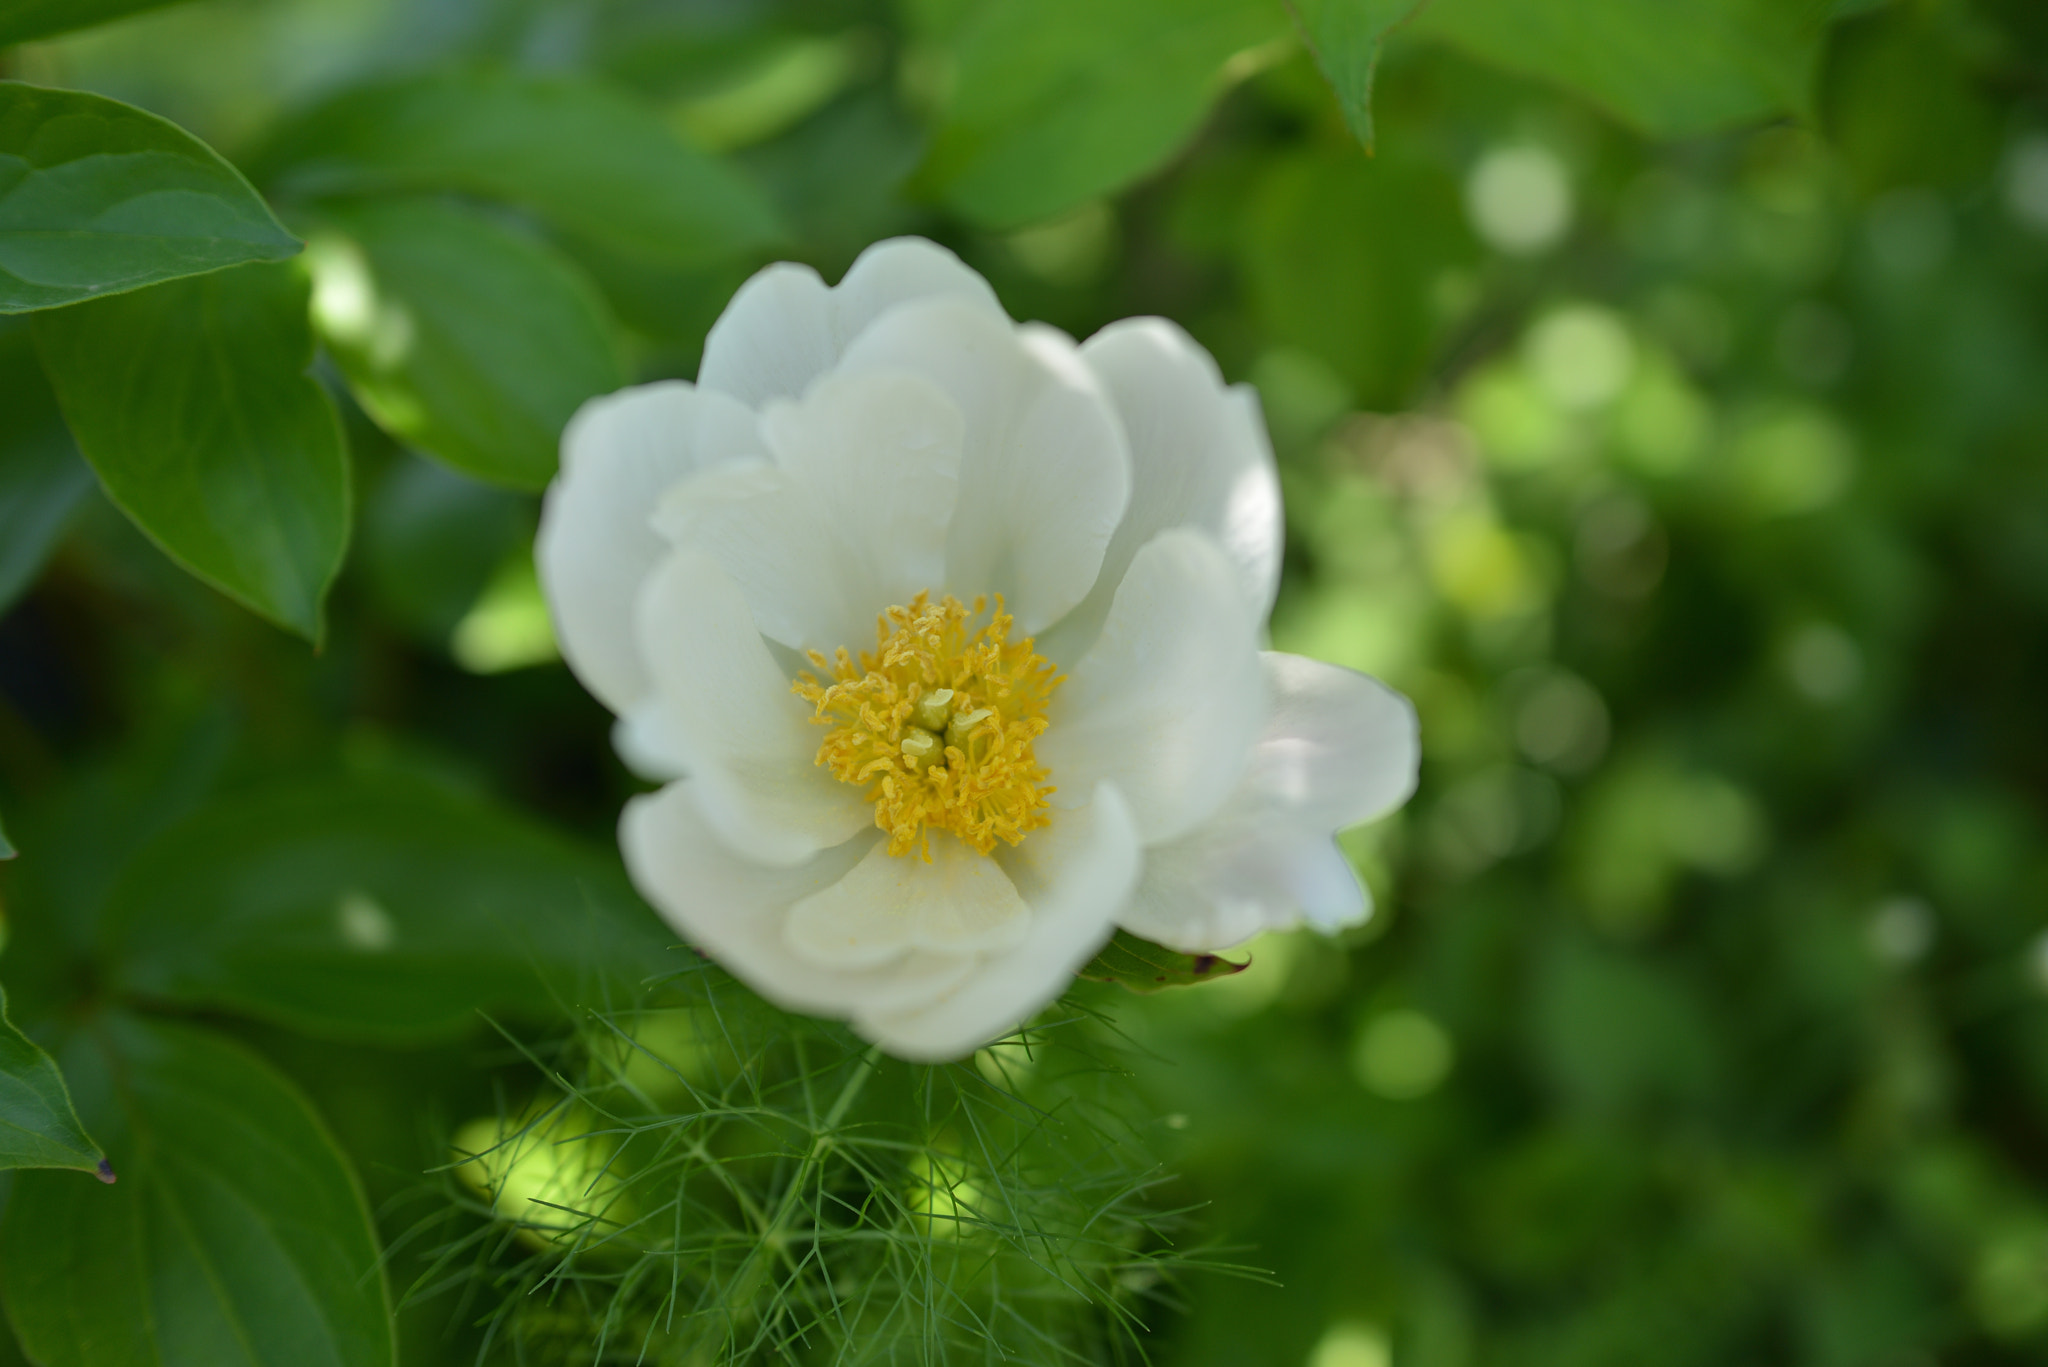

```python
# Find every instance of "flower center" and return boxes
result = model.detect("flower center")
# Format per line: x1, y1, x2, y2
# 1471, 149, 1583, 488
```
794, 594, 1060, 859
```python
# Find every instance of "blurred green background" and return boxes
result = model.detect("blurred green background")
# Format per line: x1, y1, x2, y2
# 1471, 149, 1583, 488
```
4, 0, 2048, 1363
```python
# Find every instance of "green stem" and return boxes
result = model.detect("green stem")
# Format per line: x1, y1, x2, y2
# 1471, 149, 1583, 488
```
724, 1046, 880, 1317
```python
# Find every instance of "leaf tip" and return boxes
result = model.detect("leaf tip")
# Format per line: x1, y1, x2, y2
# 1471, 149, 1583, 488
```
95, 1158, 117, 1184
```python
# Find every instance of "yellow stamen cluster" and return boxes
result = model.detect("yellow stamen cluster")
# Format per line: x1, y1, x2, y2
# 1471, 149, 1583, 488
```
794, 594, 1060, 859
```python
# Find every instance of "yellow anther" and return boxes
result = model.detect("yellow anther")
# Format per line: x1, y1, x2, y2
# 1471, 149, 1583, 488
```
794, 594, 1060, 859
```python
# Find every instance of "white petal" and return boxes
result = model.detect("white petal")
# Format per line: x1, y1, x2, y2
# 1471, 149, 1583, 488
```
537, 381, 764, 716
835, 299, 1132, 634
1036, 529, 1265, 845
858, 784, 1140, 1062
612, 707, 688, 782
1114, 653, 1416, 950
784, 833, 1032, 970
1048, 319, 1283, 660
654, 370, 964, 653
635, 547, 869, 865
1121, 824, 1367, 952
698, 239, 1004, 409
621, 785, 972, 1017
695, 264, 836, 411
1251, 653, 1419, 829
833, 238, 1004, 341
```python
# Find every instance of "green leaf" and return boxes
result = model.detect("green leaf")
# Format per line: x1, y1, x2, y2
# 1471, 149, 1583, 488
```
0, 317, 90, 615
1078, 930, 1249, 993
1820, 8, 2002, 196
0, 82, 297, 314
0, 984, 104, 1175
33, 262, 350, 641
916, 0, 1285, 228
1, 1015, 396, 1367
1241, 148, 1475, 408
1407, 0, 1833, 139
306, 198, 625, 491
102, 768, 679, 1043
249, 68, 784, 269
0, 812, 12, 860
1287, 0, 1429, 149
0, 0, 193, 47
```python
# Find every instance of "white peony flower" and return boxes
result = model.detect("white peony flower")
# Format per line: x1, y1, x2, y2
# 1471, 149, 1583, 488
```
537, 238, 1418, 1061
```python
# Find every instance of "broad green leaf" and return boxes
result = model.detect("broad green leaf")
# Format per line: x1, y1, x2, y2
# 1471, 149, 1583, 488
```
1820, 8, 2001, 196
2, 1015, 396, 1367
306, 198, 624, 491
102, 768, 678, 1043
0, 82, 297, 313
1078, 930, 1248, 993
33, 262, 349, 641
249, 69, 783, 269
1241, 149, 1475, 408
1408, 0, 1833, 139
0, 984, 104, 1175
915, 0, 1285, 228
1287, 0, 1429, 149
0, 0, 193, 47
0, 317, 90, 615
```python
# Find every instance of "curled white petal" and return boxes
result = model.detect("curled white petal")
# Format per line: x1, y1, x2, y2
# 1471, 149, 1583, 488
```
784, 834, 1031, 970
634, 547, 869, 865
1037, 528, 1266, 845
622, 782, 1139, 1060
698, 238, 1005, 409
1117, 653, 1418, 951
621, 784, 968, 1018
1047, 318, 1282, 660
537, 381, 763, 718
654, 370, 964, 653
835, 299, 1132, 635
859, 784, 1140, 1061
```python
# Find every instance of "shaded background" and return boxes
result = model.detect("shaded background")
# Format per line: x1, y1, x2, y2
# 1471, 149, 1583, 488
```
4, 0, 2048, 1363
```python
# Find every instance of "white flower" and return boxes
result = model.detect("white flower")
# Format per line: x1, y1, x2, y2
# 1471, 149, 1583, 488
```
537, 238, 1418, 1061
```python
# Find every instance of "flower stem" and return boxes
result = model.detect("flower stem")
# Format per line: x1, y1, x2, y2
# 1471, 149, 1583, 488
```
724, 1045, 880, 1320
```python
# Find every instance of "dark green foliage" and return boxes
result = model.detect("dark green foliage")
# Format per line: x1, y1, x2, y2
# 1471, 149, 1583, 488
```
99, 767, 677, 1043
305, 198, 626, 490
33, 262, 349, 640
247, 69, 786, 270
0, 82, 296, 312
0, 984, 102, 1175
3, 1015, 395, 1367
0, 0, 192, 48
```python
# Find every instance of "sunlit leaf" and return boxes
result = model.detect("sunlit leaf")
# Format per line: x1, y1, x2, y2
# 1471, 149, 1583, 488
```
0, 0, 193, 47
1408, 0, 1834, 138
0, 984, 104, 1176
307, 197, 624, 491
1078, 930, 1249, 993
101, 767, 679, 1043
1241, 148, 1475, 407
1287, 0, 1429, 149
33, 262, 349, 641
249, 68, 783, 269
0, 82, 296, 313
1, 1015, 395, 1367
916, 0, 1284, 228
